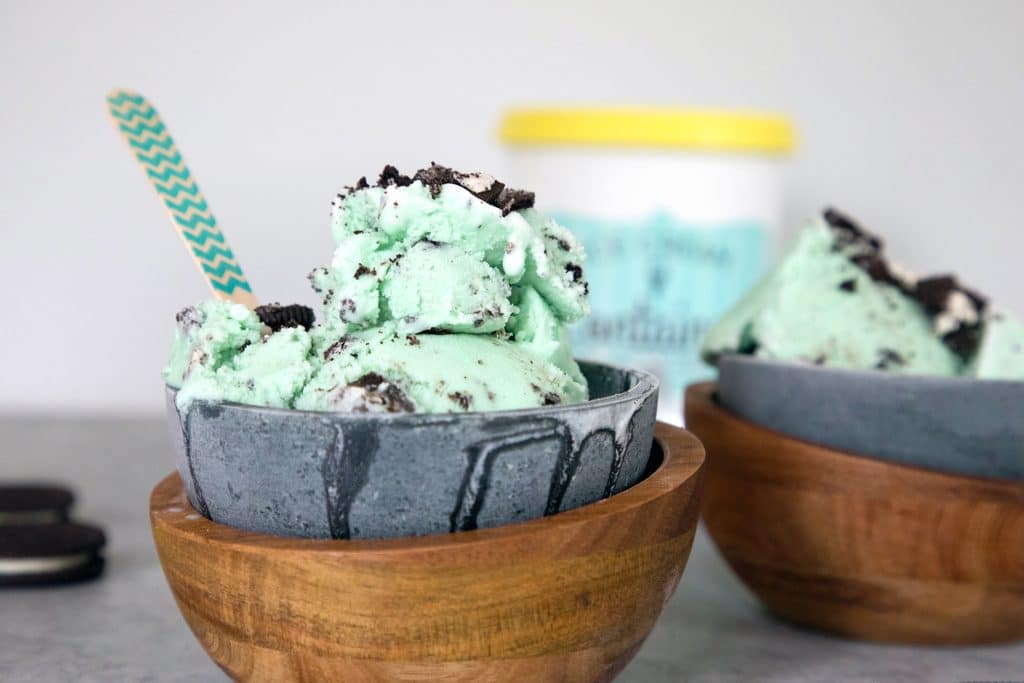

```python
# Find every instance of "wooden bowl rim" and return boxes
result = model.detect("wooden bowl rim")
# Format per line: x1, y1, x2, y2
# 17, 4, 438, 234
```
687, 381, 1024, 492
151, 421, 704, 555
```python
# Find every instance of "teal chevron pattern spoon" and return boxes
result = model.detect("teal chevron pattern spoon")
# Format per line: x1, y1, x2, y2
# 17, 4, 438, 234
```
106, 89, 258, 308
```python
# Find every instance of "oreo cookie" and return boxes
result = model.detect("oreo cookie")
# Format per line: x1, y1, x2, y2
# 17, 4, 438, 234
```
0, 485, 74, 525
0, 523, 105, 587
254, 303, 316, 331
343, 163, 536, 216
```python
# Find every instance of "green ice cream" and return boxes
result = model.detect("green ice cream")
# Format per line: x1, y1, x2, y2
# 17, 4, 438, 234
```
969, 310, 1024, 380
703, 208, 1024, 379
165, 164, 590, 412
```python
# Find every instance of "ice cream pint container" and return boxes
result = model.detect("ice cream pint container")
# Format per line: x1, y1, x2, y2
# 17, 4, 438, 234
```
500, 108, 795, 423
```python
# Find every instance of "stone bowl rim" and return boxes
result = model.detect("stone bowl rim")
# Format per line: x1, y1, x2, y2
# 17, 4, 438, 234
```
718, 353, 1024, 389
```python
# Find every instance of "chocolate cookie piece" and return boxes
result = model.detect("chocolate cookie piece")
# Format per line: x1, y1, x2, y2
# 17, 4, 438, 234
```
913, 275, 988, 359
0, 523, 106, 587
493, 187, 535, 216
377, 164, 412, 188
174, 306, 204, 333
825, 208, 990, 361
823, 207, 883, 251
824, 208, 911, 292
323, 373, 415, 414
254, 304, 316, 331
0, 485, 74, 525
452, 170, 505, 204
347, 163, 536, 215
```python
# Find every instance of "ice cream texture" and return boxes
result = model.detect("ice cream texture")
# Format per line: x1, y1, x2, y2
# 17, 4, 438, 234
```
702, 208, 1024, 378
165, 164, 590, 412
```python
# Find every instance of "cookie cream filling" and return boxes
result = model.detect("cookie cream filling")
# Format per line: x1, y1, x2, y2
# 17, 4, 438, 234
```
0, 553, 93, 575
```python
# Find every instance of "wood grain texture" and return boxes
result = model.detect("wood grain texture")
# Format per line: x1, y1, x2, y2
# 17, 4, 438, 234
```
685, 382, 1024, 644
150, 422, 705, 682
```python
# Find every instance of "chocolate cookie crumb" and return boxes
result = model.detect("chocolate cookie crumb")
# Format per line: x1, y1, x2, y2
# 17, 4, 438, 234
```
406, 335, 420, 346
338, 298, 356, 322
839, 279, 857, 293
495, 187, 535, 216
875, 348, 906, 370
254, 304, 315, 331
448, 391, 471, 410
353, 264, 376, 278
914, 275, 987, 314
347, 373, 416, 413
377, 164, 412, 188
912, 275, 987, 359
824, 207, 883, 250
175, 306, 203, 333
543, 393, 562, 406
565, 263, 583, 282
914, 275, 958, 313
942, 326, 984, 359
452, 170, 505, 204
324, 337, 351, 361
412, 163, 455, 196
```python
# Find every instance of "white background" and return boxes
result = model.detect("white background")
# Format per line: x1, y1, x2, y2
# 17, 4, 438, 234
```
2, 0, 1022, 415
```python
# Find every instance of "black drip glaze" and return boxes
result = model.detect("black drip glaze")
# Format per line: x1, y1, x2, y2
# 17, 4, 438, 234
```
545, 426, 603, 516
449, 423, 569, 533
321, 423, 377, 539
541, 423, 577, 515
178, 406, 210, 518
603, 404, 644, 498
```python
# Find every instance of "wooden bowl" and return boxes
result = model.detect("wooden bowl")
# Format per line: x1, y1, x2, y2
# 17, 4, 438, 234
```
150, 422, 704, 682
685, 382, 1024, 644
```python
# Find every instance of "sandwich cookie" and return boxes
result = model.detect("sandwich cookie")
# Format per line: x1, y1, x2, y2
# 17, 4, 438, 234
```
0, 523, 106, 586
0, 485, 74, 525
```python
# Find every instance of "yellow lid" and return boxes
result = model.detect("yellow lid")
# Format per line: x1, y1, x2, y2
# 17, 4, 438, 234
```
499, 107, 795, 155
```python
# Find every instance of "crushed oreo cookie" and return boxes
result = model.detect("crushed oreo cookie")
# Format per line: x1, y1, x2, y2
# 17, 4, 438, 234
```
448, 391, 472, 410
338, 298, 356, 322
824, 208, 882, 251
875, 348, 907, 370
838, 279, 857, 293
377, 164, 412, 188
914, 275, 987, 359
914, 275, 986, 314
543, 392, 562, 406
323, 337, 351, 361
346, 373, 415, 413
824, 207, 990, 360
254, 304, 315, 331
452, 170, 505, 204
342, 163, 535, 216
824, 208, 910, 292
175, 306, 204, 333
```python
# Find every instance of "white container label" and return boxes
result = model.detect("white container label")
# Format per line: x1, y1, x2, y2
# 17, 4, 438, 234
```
557, 210, 768, 419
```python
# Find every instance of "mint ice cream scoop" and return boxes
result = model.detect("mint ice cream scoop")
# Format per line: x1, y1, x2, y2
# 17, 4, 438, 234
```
703, 208, 1024, 378
166, 164, 590, 412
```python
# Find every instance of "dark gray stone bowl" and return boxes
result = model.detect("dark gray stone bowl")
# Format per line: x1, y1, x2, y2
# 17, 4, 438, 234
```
165, 361, 658, 540
716, 354, 1024, 480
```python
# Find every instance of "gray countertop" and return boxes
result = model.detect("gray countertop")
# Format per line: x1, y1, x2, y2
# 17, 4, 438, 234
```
1, 417, 1021, 682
